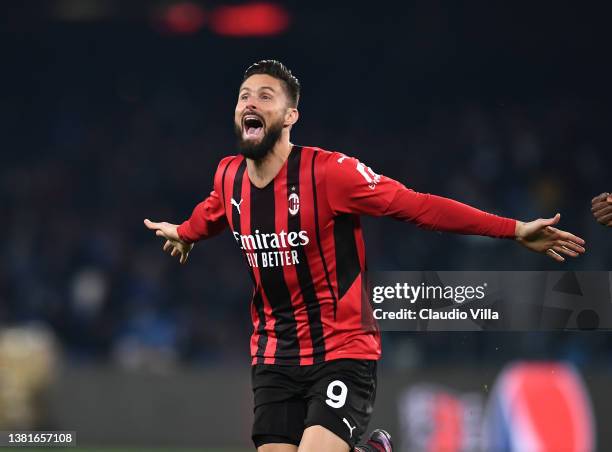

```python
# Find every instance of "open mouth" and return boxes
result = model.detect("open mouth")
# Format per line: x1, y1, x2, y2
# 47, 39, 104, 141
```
242, 114, 265, 139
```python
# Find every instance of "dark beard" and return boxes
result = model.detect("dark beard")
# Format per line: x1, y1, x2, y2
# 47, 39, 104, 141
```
235, 119, 283, 161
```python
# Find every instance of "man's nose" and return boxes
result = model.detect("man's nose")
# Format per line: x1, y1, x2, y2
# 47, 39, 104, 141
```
245, 99, 259, 111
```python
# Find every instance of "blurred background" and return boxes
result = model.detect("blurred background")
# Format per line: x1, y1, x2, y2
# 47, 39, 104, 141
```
1, 0, 611, 450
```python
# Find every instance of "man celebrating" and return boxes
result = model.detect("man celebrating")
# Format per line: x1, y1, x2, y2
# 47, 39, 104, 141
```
144, 60, 586, 452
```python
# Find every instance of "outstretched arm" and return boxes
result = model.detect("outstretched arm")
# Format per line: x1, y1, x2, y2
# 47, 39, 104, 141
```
385, 189, 585, 262
383, 188, 516, 238
326, 153, 585, 262
592, 192, 612, 227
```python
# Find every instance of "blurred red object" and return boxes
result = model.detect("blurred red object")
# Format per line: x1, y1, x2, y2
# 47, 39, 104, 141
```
160, 2, 206, 35
210, 2, 290, 37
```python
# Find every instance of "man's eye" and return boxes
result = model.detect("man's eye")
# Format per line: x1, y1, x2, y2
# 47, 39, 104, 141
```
240, 94, 248, 100
261, 94, 271, 100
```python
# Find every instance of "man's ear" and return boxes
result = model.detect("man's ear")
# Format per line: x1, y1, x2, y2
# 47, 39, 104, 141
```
284, 108, 299, 127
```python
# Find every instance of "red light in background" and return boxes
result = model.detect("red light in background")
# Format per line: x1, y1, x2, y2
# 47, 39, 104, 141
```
210, 2, 290, 37
160, 2, 206, 35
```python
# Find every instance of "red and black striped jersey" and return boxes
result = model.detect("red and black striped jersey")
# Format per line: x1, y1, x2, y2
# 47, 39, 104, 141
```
177, 146, 516, 365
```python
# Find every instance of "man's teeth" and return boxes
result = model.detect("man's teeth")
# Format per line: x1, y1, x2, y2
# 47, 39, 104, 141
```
244, 115, 263, 127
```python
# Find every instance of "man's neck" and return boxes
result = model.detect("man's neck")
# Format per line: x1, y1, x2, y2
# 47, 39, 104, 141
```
246, 138, 293, 189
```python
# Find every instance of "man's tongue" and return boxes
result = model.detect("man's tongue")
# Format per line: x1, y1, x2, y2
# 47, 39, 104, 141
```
246, 126, 263, 138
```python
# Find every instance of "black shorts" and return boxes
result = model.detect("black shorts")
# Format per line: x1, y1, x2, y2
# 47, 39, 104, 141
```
251, 358, 377, 449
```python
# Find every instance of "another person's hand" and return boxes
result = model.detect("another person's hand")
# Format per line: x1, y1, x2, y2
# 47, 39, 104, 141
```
515, 213, 586, 262
144, 219, 194, 264
591, 192, 612, 227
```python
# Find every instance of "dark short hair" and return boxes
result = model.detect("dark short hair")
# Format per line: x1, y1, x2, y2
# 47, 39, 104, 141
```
243, 60, 300, 107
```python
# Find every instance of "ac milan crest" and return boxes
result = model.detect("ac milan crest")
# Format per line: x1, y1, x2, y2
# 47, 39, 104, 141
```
288, 193, 300, 216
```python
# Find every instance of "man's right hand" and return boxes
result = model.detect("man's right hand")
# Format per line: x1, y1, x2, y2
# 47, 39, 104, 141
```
144, 219, 194, 264
591, 193, 612, 227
